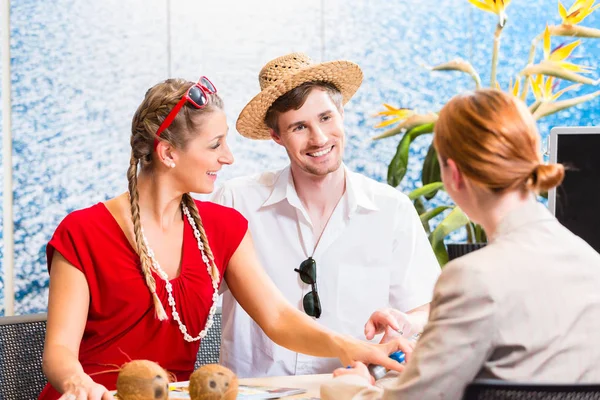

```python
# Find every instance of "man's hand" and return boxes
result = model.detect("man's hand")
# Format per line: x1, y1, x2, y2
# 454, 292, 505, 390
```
364, 308, 423, 342
333, 362, 374, 385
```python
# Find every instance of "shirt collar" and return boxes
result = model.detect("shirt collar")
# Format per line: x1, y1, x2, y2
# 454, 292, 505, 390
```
492, 195, 554, 241
261, 165, 297, 209
344, 166, 379, 214
260, 164, 379, 215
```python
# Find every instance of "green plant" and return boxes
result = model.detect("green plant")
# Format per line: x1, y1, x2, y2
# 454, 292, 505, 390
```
374, 0, 600, 266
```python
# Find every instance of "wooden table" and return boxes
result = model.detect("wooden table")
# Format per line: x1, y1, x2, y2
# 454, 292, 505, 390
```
239, 374, 331, 398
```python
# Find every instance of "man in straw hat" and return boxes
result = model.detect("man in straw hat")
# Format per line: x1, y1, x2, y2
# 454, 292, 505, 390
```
212, 53, 440, 377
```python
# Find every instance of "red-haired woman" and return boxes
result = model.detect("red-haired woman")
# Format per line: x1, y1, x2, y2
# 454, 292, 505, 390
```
324, 89, 600, 400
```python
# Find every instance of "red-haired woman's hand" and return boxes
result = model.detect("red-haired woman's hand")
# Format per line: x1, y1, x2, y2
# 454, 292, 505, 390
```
332, 361, 374, 385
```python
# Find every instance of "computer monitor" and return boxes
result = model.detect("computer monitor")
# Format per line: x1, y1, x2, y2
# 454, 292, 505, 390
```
548, 127, 600, 253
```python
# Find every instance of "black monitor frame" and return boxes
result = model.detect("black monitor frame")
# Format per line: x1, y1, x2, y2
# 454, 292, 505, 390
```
548, 126, 600, 214
548, 126, 600, 253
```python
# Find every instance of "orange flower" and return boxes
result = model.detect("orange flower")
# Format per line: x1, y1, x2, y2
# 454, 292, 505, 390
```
529, 75, 580, 102
543, 25, 593, 73
496, 77, 521, 97
372, 104, 414, 129
467, 0, 511, 26
559, 0, 600, 25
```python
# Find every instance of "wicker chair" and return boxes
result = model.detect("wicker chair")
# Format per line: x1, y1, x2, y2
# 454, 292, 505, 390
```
0, 313, 48, 400
195, 311, 222, 368
463, 379, 600, 400
0, 309, 221, 399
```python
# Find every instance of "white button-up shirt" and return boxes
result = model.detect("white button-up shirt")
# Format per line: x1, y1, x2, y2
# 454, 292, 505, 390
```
212, 165, 440, 378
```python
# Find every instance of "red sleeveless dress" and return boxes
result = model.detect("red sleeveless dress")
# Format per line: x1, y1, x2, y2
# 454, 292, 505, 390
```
38, 200, 248, 399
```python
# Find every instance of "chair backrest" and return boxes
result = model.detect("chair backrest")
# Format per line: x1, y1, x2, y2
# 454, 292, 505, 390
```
195, 310, 222, 369
463, 379, 600, 400
0, 310, 221, 399
0, 313, 48, 400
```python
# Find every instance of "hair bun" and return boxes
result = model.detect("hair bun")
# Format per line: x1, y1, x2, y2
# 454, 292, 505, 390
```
528, 163, 565, 193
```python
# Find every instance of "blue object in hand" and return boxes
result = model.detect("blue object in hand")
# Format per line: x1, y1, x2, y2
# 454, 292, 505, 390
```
367, 351, 406, 380
389, 351, 405, 364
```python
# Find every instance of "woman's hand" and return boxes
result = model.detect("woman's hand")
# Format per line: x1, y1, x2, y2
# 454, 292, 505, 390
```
364, 308, 423, 342
332, 361, 374, 384
58, 375, 114, 400
336, 335, 413, 373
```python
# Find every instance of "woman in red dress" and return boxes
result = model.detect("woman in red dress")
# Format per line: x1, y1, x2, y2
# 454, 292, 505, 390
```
39, 77, 404, 400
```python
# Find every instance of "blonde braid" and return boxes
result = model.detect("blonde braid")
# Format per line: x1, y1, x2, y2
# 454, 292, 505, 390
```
127, 154, 168, 321
182, 193, 220, 282
125, 78, 224, 322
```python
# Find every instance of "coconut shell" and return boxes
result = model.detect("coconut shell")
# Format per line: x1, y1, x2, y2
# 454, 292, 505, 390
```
116, 360, 169, 400
188, 364, 238, 400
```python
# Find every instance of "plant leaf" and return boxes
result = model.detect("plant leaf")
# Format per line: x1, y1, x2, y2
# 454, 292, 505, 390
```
422, 144, 441, 199
414, 197, 427, 215
466, 222, 475, 243
413, 198, 430, 234
387, 133, 412, 187
474, 224, 488, 243
420, 206, 452, 225
431, 238, 450, 266
429, 207, 470, 266
408, 182, 445, 201
386, 123, 437, 187
430, 207, 470, 246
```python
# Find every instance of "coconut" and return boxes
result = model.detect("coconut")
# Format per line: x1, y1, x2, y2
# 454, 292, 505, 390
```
188, 364, 238, 400
116, 360, 169, 400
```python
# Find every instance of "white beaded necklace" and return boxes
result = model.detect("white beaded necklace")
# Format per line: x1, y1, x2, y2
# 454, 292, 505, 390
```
140, 203, 219, 342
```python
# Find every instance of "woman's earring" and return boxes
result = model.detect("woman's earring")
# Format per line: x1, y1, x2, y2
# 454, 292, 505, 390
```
170, 162, 176, 168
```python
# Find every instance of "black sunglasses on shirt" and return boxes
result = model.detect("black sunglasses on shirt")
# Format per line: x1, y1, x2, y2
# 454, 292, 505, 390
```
294, 257, 322, 318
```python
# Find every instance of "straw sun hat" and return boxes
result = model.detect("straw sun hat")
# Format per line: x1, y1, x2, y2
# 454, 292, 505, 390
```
236, 52, 363, 140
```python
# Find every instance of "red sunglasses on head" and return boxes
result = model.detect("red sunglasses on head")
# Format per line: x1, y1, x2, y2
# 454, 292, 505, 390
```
153, 76, 217, 150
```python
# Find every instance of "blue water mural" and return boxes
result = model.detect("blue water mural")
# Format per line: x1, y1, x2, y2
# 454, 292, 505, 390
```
8, 0, 169, 314
2, 0, 599, 314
